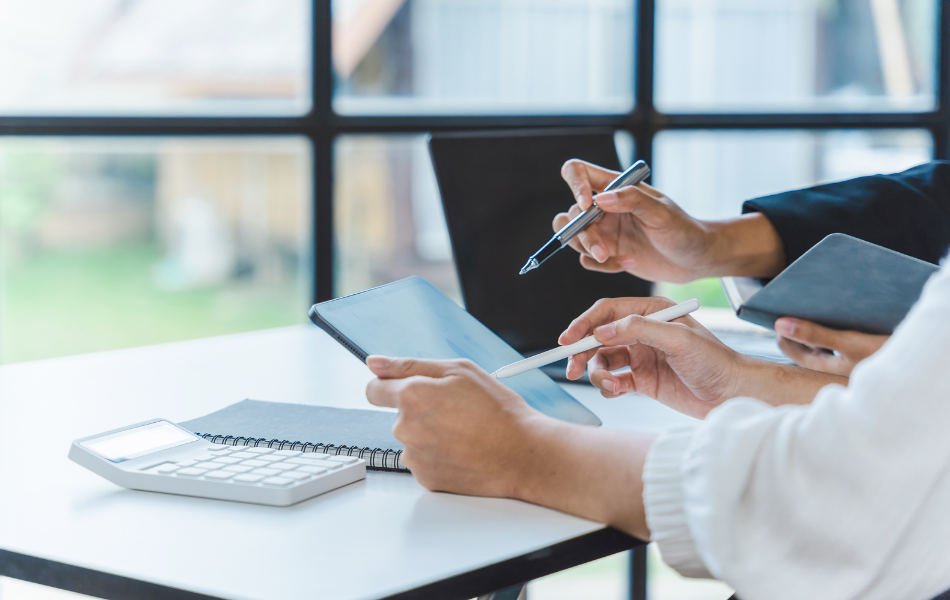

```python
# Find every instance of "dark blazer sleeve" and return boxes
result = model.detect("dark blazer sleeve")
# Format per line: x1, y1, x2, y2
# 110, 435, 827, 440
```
742, 161, 950, 266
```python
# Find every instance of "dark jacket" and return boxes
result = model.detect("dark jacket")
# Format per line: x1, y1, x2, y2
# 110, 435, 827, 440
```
742, 161, 950, 266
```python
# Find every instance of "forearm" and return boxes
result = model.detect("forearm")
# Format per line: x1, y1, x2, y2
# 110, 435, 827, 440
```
704, 212, 786, 278
512, 416, 656, 540
734, 357, 847, 407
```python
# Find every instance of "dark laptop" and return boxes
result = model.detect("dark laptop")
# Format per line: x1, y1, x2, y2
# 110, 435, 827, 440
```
428, 129, 651, 381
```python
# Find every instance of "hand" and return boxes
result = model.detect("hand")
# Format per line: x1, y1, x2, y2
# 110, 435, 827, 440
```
775, 318, 889, 377
365, 355, 656, 540
559, 297, 745, 418
555, 160, 716, 283
555, 160, 786, 282
365, 356, 545, 497
559, 297, 846, 418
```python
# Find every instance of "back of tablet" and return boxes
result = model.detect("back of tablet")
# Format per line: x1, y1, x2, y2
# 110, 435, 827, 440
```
429, 129, 651, 354
310, 277, 602, 427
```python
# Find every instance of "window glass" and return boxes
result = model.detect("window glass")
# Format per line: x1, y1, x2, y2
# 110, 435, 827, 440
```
0, 0, 311, 116
654, 128, 933, 220
656, 0, 937, 112
0, 137, 312, 363
332, 0, 634, 115
333, 134, 460, 300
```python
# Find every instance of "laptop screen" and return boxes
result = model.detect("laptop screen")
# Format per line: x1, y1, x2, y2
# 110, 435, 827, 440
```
429, 129, 651, 354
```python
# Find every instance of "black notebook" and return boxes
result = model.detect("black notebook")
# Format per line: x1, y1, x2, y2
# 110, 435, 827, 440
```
722, 233, 939, 335
179, 400, 407, 473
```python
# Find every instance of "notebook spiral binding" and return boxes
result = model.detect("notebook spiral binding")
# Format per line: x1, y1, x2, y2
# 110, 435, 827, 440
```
194, 433, 405, 472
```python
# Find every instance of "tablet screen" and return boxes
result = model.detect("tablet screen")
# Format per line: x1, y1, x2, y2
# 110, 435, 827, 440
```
313, 277, 601, 426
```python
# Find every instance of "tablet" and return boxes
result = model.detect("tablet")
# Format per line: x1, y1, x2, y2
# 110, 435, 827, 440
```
309, 277, 601, 426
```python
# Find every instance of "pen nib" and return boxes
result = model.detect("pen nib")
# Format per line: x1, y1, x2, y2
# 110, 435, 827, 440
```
519, 258, 539, 275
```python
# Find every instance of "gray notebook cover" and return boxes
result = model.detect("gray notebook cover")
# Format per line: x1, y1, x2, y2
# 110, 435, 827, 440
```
179, 400, 406, 472
739, 233, 938, 334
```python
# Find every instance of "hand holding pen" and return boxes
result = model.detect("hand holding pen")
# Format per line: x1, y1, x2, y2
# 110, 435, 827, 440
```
521, 160, 651, 274
543, 159, 722, 283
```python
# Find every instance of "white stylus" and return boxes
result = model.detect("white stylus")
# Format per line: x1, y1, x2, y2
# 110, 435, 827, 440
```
491, 298, 701, 380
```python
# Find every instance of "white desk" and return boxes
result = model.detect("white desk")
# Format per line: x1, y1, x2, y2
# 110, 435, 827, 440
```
0, 326, 695, 600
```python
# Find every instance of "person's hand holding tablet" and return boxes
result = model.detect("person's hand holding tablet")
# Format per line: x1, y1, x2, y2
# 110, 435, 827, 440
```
774, 317, 890, 376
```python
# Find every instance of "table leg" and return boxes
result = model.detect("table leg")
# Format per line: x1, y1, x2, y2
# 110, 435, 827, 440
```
630, 546, 647, 600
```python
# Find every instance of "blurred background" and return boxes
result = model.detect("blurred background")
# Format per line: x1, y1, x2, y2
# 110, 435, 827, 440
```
0, 0, 942, 598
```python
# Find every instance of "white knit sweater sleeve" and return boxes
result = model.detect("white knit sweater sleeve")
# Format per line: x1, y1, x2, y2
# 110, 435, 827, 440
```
642, 261, 950, 600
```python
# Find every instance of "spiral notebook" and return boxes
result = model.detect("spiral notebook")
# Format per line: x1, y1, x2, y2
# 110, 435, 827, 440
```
178, 399, 407, 473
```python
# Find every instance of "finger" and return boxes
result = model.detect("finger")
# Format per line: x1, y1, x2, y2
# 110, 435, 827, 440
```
579, 254, 624, 273
594, 186, 670, 224
561, 159, 618, 210
588, 349, 634, 396
554, 207, 593, 257
590, 346, 634, 371
594, 315, 694, 353
777, 337, 844, 374
565, 343, 613, 380
365, 377, 404, 409
773, 318, 842, 351
575, 223, 609, 263
559, 297, 675, 345
366, 355, 454, 380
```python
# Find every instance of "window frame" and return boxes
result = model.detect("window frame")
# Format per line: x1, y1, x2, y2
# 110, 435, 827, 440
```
0, 0, 946, 306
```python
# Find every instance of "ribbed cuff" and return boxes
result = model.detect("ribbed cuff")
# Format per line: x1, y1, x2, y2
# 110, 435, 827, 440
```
643, 426, 714, 579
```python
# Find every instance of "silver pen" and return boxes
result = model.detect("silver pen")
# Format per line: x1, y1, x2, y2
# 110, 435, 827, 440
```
519, 159, 651, 275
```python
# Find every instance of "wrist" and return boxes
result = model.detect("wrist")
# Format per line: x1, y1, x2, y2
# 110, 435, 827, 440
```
736, 358, 846, 407
703, 213, 786, 278
506, 414, 564, 503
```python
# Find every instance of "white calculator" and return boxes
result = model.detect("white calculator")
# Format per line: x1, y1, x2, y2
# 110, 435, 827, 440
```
69, 419, 366, 506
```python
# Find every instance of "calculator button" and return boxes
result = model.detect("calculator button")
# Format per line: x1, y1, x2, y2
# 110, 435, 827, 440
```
208, 446, 231, 452
245, 448, 274, 454
286, 457, 336, 468
251, 468, 280, 476
175, 459, 199, 467
281, 471, 311, 481
261, 477, 294, 487
204, 470, 236, 480
230, 452, 259, 459
223, 465, 254, 473
241, 459, 268, 468
294, 458, 341, 469
266, 462, 296, 471
327, 455, 359, 464
297, 465, 328, 475
194, 462, 219, 470
273, 450, 302, 457
212, 457, 242, 465
310, 453, 335, 461
156, 464, 180, 474
176, 468, 208, 477
233, 474, 265, 484
255, 455, 283, 462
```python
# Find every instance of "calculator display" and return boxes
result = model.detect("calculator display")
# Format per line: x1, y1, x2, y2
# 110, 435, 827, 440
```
82, 421, 196, 462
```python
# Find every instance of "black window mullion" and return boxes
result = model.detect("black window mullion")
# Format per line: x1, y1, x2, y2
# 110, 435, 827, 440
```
313, 0, 334, 302
934, 0, 950, 160
633, 0, 656, 171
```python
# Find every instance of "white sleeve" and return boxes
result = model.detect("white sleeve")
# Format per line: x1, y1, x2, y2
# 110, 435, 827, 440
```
643, 262, 950, 600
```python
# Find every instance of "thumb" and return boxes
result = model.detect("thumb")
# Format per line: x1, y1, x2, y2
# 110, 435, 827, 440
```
366, 355, 453, 380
